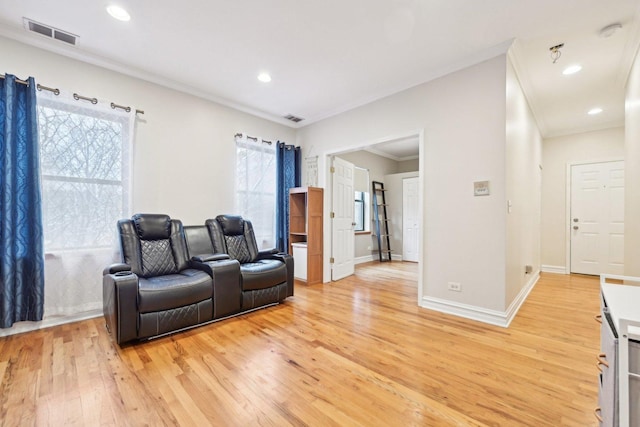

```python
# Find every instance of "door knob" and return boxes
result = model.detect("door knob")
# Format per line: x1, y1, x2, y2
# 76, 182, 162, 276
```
573, 225, 579, 230
573, 218, 579, 222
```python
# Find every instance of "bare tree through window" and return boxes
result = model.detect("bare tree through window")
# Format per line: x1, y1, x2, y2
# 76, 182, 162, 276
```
38, 101, 130, 251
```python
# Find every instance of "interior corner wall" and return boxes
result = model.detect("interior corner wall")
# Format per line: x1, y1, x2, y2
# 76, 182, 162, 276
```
540, 127, 625, 271
1, 35, 296, 225
505, 57, 542, 309
625, 45, 640, 276
397, 158, 419, 173
297, 54, 509, 313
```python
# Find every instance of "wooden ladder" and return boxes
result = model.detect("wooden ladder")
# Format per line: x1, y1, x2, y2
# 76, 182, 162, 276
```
372, 181, 392, 262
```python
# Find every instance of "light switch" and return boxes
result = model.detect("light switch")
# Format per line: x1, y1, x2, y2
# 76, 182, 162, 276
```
474, 181, 490, 196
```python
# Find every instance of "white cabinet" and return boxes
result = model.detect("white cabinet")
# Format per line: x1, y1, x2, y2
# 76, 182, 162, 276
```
291, 243, 307, 281
598, 276, 640, 427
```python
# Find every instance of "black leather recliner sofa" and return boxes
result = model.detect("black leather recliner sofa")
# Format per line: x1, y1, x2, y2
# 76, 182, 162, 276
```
103, 213, 293, 345
206, 215, 294, 309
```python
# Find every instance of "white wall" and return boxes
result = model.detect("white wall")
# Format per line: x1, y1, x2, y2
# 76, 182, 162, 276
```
397, 158, 419, 173
625, 45, 640, 276
297, 54, 509, 314
1, 36, 296, 224
541, 127, 624, 271
505, 56, 542, 309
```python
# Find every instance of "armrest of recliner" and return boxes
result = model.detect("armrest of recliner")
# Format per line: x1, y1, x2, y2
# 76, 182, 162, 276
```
258, 248, 280, 258
103, 263, 131, 275
191, 258, 242, 318
257, 248, 279, 258
257, 248, 289, 262
257, 251, 294, 298
190, 253, 230, 263
103, 268, 139, 345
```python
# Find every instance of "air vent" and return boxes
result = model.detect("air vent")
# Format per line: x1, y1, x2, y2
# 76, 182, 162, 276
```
284, 114, 304, 123
23, 18, 78, 46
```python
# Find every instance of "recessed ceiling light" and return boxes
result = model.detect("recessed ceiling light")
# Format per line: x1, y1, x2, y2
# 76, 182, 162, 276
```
563, 64, 582, 75
588, 107, 603, 115
107, 5, 131, 21
257, 73, 272, 83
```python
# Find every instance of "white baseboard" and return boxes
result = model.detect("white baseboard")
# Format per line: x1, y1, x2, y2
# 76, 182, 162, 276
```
0, 309, 102, 338
420, 270, 540, 328
504, 270, 540, 327
355, 255, 376, 265
355, 254, 404, 264
541, 265, 567, 274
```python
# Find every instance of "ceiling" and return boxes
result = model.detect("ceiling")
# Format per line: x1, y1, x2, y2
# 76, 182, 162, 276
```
365, 135, 420, 162
0, 1, 639, 157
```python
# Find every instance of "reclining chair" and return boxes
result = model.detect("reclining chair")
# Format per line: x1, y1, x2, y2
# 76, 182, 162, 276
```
103, 214, 219, 344
206, 215, 294, 310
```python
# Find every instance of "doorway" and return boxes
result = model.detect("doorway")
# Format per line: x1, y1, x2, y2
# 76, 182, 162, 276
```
327, 130, 423, 300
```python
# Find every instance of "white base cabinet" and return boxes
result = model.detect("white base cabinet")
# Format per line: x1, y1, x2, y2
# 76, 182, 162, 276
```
598, 276, 640, 427
291, 243, 307, 281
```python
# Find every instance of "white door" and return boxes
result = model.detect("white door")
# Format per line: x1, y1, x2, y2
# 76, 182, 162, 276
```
331, 157, 355, 280
402, 177, 419, 262
570, 161, 624, 275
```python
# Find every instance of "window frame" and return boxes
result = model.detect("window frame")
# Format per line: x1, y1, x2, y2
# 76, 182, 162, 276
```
37, 94, 133, 252
234, 136, 276, 249
354, 191, 366, 232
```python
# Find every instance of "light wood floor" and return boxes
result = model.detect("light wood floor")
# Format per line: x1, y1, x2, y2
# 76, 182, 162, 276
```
0, 263, 601, 426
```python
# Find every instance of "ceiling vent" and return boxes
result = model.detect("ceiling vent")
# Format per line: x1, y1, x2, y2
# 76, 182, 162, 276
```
23, 18, 78, 46
284, 114, 304, 123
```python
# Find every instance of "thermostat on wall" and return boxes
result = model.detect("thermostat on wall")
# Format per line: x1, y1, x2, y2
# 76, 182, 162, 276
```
474, 180, 490, 196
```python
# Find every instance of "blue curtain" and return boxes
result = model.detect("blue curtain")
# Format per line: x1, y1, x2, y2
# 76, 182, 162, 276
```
0, 74, 44, 328
275, 142, 301, 252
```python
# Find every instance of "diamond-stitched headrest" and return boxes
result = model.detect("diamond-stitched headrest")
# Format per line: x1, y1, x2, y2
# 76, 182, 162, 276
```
216, 215, 245, 236
133, 213, 172, 240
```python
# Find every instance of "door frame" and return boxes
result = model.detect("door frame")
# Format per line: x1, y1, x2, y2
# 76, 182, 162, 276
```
324, 129, 425, 302
565, 158, 624, 274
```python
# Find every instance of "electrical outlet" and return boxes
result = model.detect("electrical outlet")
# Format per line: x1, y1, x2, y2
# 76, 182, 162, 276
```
448, 282, 461, 292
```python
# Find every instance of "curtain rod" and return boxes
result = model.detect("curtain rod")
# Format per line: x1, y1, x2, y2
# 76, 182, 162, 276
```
234, 133, 272, 145
0, 74, 144, 115
0, 74, 29, 86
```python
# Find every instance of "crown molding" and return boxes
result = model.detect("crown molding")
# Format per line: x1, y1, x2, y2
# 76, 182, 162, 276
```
304, 39, 515, 127
507, 39, 549, 137
618, 2, 640, 89
0, 24, 300, 129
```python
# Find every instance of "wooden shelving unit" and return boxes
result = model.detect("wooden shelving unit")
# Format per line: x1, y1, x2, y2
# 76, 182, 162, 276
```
289, 187, 323, 285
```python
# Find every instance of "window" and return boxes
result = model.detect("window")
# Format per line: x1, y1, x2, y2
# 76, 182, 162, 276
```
354, 192, 365, 231
354, 191, 370, 232
235, 136, 276, 249
35, 91, 135, 318
38, 96, 132, 251
354, 166, 370, 233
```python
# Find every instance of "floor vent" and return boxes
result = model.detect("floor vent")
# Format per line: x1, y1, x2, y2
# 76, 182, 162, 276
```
23, 18, 78, 46
284, 114, 304, 123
